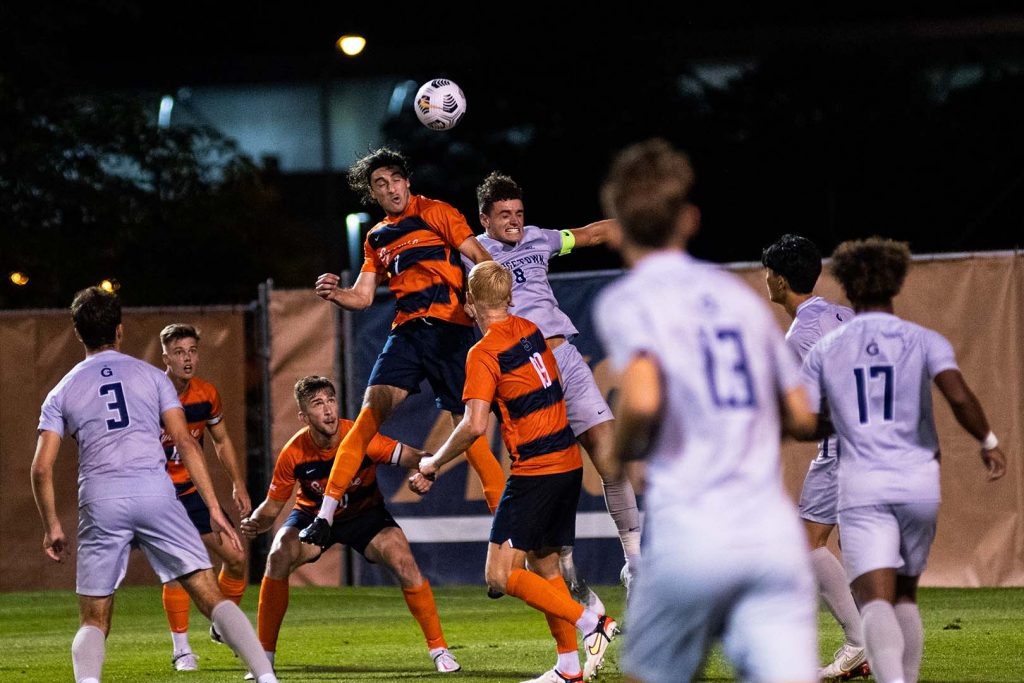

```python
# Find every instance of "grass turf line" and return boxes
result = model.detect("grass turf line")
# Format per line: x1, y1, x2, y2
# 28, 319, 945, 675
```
1, 585, 1023, 681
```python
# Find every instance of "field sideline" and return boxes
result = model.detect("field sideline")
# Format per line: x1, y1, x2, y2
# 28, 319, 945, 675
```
2, 585, 1023, 681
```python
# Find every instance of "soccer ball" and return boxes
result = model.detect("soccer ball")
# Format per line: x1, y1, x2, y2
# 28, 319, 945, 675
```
414, 78, 467, 130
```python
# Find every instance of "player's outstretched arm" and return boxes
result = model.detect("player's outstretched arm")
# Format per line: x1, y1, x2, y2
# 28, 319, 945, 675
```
781, 386, 821, 441
568, 219, 619, 250
314, 270, 381, 311
419, 399, 489, 478
240, 497, 286, 539
208, 420, 251, 517
457, 235, 494, 265
163, 407, 243, 552
934, 369, 1007, 480
30, 430, 69, 563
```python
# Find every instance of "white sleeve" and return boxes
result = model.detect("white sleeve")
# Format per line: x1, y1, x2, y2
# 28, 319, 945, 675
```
37, 386, 65, 436
156, 372, 183, 414
924, 329, 959, 377
799, 345, 825, 414
539, 228, 563, 257
595, 286, 655, 372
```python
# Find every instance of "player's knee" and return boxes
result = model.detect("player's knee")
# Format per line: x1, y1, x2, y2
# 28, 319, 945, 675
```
266, 545, 298, 579
484, 564, 510, 593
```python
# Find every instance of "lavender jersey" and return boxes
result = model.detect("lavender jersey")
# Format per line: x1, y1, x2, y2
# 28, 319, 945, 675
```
38, 350, 182, 506
787, 296, 853, 462
800, 312, 959, 510
595, 252, 804, 529
471, 226, 578, 339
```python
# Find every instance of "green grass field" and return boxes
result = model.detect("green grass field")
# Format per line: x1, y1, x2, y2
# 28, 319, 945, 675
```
2, 584, 1022, 682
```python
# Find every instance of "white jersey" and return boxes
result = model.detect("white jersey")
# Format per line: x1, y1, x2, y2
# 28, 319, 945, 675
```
800, 312, 958, 510
38, 349, 182, 506
470, 226, 578, 339
595, 251, 804, 533
787, 296, 853, 461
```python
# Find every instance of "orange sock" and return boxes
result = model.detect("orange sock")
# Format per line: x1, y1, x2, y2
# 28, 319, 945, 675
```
545, 576, 579, 653
162, 584, 191, 633
505, 568, 585, 625
464, 435, 504, 513
257, 576, 289, 652
325, 406, 382, 500
218, 568, 247, 605
402, 580, 448, 650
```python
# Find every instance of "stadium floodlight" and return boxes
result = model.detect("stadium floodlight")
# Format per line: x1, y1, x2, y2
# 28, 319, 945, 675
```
345, 212, 370, 276
8, 271, 29, 286
99, 279, 120, 293
336, 35, 366, 56
158, 95, 174, 129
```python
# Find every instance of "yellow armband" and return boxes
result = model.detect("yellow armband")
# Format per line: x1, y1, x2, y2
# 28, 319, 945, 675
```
559, 229, 576, 256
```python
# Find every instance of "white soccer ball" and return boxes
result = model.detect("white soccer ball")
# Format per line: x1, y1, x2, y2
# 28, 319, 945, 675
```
414, 78, 467, 131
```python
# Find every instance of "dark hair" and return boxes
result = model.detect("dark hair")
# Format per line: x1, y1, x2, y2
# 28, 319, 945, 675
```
294, 375, 336, 410
347, 147, 410, 206
476, 171, 523, 215
761, 234, 823, 294
159, 323, 200, 348
830, 237, 911, 307
600, 138, 695, 248
70, 286, 121, 349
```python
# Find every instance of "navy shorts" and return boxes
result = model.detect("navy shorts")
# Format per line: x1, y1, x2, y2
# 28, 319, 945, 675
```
367, 317, 475, 413
285, 506, 399, 559
178, 488, 232, 536
490, 468, 583, 552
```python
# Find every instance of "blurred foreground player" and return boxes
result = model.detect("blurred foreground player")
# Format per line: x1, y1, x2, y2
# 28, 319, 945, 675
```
30, 287, 276, 683
241, 376, 460, 676
594, 139, 819, 683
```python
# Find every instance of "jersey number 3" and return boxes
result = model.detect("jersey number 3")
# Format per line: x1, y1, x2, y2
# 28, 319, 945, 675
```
99, 382, 130, 431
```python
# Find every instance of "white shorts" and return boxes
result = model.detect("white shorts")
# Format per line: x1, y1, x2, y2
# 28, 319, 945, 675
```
623, 528, 817, 682
798, 454, 838, 525
552, 341, 612, 437
76, 495, 212, 596
838, 502, 939, 581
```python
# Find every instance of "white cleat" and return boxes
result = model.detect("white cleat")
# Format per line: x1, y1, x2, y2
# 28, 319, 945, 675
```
819, 643, 869, 681
172, 651, 199, 671
582, 615, 619, 680
520, 668, 583, 683
432, 648, 461, 673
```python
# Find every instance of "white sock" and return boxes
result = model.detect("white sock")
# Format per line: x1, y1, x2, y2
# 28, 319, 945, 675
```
265, 650, 275, 668
72, 625, 105, 683
861, 600, 906, 683
316, 496, 339, 522
895, 602, 924, 683
810, 547, 863, 647
574, 609, 599, 634
557, 650, 581, 675
429, 647, 448, 658
601, 476, 641, 558
257, 675, 278, 683
171, 630, 191, 653
211, 601, 276, 681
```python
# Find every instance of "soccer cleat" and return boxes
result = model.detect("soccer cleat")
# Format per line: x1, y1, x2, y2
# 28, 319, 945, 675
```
210, 623, 224, 645
172, 651, 199, 671
520, 668, 583, 683
432, 648, 461, 673
582, 615, 619, 680
298, 517, 331, 548
243, 668, 276, 681
819, 644, 869, 681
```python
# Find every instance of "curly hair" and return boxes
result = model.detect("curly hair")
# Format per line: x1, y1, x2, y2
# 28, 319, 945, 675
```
346, 147, 410, 206
476, 171, 523, 215
761, 234, 822, 294
600, 138, 695, 248
830, 237, 911, 307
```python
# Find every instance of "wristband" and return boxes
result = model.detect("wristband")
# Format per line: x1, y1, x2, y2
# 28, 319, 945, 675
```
981, 431, 999, 451
559, 229, 576, 256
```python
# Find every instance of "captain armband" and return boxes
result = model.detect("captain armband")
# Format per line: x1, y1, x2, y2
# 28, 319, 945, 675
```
389, 442, 403, 466
558, 229, 576, 256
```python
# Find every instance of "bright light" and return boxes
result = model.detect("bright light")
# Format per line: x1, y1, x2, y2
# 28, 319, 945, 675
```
158, 95, 174, 129
9, 271, 29, 286
336, 35, 366, 56
99, 279, 120, 293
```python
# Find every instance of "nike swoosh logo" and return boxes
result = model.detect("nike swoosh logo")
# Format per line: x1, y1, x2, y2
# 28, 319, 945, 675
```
597, 409, 607, 415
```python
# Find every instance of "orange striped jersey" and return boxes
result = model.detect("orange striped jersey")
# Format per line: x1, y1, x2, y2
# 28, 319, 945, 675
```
362, 194, 474, 329
160, 376, 222, 496
463, 315, 582, 476
267, 421, 402, 519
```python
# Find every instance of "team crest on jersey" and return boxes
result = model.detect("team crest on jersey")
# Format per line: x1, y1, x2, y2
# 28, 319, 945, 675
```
519, 337, 534, 353
866, 341, 880, 355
